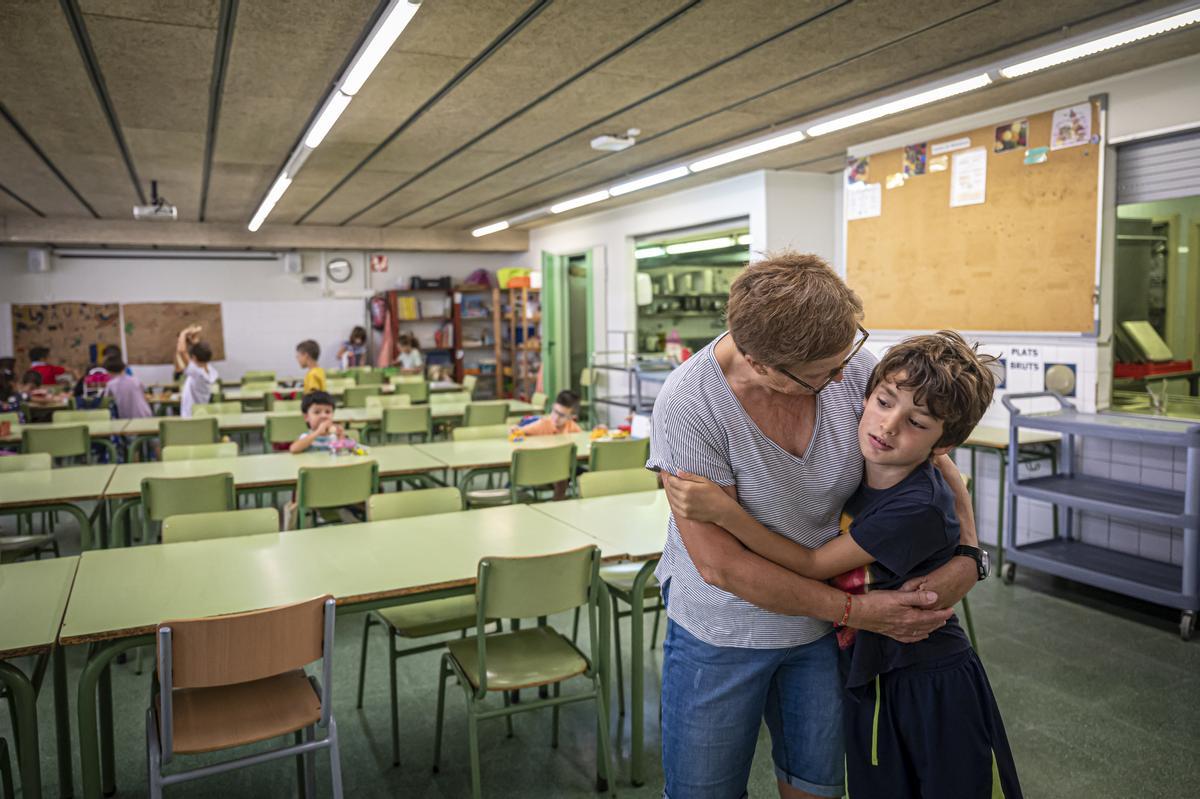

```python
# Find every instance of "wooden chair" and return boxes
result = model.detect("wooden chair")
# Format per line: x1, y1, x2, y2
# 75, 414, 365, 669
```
146, 596, 344, 799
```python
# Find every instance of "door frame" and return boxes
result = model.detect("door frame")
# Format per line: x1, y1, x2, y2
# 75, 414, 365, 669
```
541, 249, 594, 400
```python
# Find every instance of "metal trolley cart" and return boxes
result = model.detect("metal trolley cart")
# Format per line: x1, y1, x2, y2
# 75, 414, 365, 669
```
590, 355, 675, 416
1001, 392, 1199, 639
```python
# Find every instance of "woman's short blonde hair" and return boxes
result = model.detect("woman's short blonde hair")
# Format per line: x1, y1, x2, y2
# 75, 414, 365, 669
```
726, 252, 863, 367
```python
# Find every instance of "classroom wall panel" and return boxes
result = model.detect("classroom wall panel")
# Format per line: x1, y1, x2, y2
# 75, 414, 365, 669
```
123, 302, 226, 364
10, 302, 121, 371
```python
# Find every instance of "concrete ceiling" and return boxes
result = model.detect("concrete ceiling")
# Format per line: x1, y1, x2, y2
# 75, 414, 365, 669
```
1, 0, 1198, 243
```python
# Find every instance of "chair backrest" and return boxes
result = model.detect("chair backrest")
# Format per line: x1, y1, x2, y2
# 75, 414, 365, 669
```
161, 507, 280, 543
141, 473, 236, 522
160, 417, 219, 447
344, 386, 381, 408
367, 487, 462, 520
463, 402, 509, 427
382, 406, 431, 437
240, 371, 275, 383
0, 452, 52, 472
297, 461, 379, 511
478, 546, 597, 623
511, 443, 576, 487
391, 381, 429, 403
366, 394, 412, 409
22, 425, 90, 459
161, 442, 238, 462
530, 392, 547, 412
265, 414, 309, 445
451, 424, 509, 441
589, 438, 651, 472
325, 378, 357, 390
52, 409, 110, 423
239, 381, 276, 394
430, 390, 470, 405
389, 374, 423, 384
578, 468, 659, 498
0, 411, 19, 426
192, 401, 243, 416
462, 374, 478, 396
355, 371, 385, 386
579, 368, 593, 388
266, 396, 302, 412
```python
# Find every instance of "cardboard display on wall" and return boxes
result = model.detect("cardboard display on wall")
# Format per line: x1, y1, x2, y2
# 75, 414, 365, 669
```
845, 100, 1101, 333
123, 302, 226, 364
11, 303, 122, 372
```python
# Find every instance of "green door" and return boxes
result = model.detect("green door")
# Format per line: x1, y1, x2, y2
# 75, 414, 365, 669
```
541, 250, 593, 400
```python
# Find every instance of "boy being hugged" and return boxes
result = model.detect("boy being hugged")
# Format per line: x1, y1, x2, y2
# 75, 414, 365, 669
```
664, 331, 1021, 799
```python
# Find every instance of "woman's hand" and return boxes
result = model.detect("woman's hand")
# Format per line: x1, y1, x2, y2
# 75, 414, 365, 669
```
850, 589, 954, 643
662, 470, 737, 526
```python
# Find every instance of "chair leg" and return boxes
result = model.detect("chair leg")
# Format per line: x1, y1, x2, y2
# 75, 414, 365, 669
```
0, 737, 13, 799
467, 711, 482, 799
145, 708, 163, 799
388, 634, 401, 767
502, 693, 514, 738
571, 607, 580, 643
551, 682, 560, 749
294, 730, 306, 799
304, 724, 317, 799
433, 657, 449, 774
651, 601, 663, 650
327, 717, 345, 799
611, 594, 625, 717
593, 676, 615, 796
356, 614, 374, 709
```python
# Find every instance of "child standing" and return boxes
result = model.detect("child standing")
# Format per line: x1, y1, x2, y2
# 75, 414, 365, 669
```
662, 331, 1021, 799
102, 353, 152, 419
296, 340, 326, 394
338, 326, 368, 368
179, 342, 218, 418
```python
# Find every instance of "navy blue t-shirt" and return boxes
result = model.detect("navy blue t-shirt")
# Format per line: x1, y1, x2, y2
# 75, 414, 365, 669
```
843, 460, 970, 688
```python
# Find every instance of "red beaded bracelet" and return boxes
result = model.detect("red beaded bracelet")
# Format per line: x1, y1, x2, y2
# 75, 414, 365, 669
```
838, 593, 853, 627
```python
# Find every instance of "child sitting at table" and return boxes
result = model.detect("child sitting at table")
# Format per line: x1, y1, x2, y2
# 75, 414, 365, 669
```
393, 333, 424, 375
285, 391, 363, 527
102, 353, 152, 419
296, 339, 326, 394
180, 342, 218, 418
28, 346, 76, 387
515, 390, 583, 437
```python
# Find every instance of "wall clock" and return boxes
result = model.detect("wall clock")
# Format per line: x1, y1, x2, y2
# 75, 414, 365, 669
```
326, 258, 353, 284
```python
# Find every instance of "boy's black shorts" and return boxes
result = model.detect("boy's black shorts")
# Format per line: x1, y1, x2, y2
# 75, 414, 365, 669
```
844, 648, 1023, 799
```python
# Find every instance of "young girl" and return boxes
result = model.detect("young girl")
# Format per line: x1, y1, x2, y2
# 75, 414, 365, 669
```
394, 334, 424, 375
338, 326, 368, 368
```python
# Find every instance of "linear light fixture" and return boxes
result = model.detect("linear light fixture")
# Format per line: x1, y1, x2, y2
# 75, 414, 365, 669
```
1000, 6, 1200, 78
634, 246, 666, 259
341, 0, 422, 95
689, 130, 806, 172
806, 73, 993, 137
471, 220, 509, 237
248, 175, 293, 232
610, 166, 690, 197
305, 91, 353, 148
737, 234, 752, 246
550, 190, 610, 214
665, 236, 737, 255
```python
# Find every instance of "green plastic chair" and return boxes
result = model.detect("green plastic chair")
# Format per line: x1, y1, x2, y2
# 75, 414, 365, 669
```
462, 402, 508, 427
433, 546, 614, 799
52, 409, 110, 423
344, 386, 382, 408
161, 507, 279, 544
365, 394, 412, 409
530, 392, 548, 413
579, 368, 594, 426
0, 411, 19, 426
355, 486, 486, 764
0, 453, 57, 552
462, 375, 478, 397
389, 374, 423, 384
161, 443, 238, 462
239, 381, 276, 393
356, 371, 385, 386
22, 425, 90, 463
295, 461, 379, 528
578, 468, 659, 498
325, 377, 357, 391
192, 401, 244, 416
391, 381, 429, 403
461, 443, 576, 508
265, 414, 309, 446
241, 370, 275, 383
589, 438, 651, 472
265, 396, 302, 412
159, 417, 219, 447
381, 406, 432, 443
141, 473, 236, 525
430, 391, 470, 405
451, 425, 509, 442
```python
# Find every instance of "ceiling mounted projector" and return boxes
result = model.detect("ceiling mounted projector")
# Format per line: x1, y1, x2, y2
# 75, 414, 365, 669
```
133, 180, 178, 221
590, 128, 640, 152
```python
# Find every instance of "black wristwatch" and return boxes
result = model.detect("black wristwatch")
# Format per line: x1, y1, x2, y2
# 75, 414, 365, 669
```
955, 545, 989, 581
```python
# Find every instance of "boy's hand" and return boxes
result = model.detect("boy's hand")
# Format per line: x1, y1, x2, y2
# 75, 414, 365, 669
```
662, 470, 736, 526
315, 419, 333, 436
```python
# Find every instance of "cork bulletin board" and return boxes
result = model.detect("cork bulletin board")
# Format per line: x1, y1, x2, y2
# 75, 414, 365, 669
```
845, 99, 1102, 333
11, 303, 121, 371
122, 302, 226, 364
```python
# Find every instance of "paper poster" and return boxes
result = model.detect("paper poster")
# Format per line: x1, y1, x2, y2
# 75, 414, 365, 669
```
931, 137, 970, 156
1006, 347, 1043, 390
950, 147, 987, 207
1024, 147, 1049, 165
1051, 103, 1092, 150
994, 119, 1028, 153
902, 143, 927, 176
846, 156, 869, 185
370, 253, 388, 273
928, 154, 949, 172
886, 172, 907, 189
846, 183, 882, 220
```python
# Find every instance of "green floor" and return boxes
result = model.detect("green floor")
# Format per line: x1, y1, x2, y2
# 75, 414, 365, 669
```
3, 515, 1199, 798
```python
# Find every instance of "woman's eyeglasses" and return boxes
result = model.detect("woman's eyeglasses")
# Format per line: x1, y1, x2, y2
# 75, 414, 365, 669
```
776, 325, 870, 395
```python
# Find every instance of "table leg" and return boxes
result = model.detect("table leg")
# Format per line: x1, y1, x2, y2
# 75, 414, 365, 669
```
0, 660, 41, 799
53, 647, 74, 798
78, 637, 150, 799
997, 451, 1007, 568
596, 580, 612, 791
628, 560, 658, 787
108, 498, 139, 548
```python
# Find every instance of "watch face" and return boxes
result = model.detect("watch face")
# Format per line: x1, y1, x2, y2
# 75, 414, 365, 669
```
326, 258, 352, 284
979, 548, 990, 576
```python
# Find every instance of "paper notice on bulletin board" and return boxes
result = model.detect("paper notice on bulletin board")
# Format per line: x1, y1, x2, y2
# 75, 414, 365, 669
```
846, 183, 882, 220
950, 147, 987, 207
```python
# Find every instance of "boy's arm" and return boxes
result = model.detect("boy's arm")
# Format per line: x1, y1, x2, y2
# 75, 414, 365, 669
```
899, 454, 979, 607
289, 432, 314, 453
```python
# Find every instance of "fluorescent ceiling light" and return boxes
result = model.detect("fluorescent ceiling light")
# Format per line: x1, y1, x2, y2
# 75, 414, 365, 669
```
688, 130, 806, 172
471, 220, 509, 237
341, 0, 422, 95
247, 174, 293, 232
305, 91, 353, 148
609, 166, 690, 197
550, 190, 611, 214
635, 246, 666, 259
737, 234, 752, 246
1000, 8, 1200, 78
665, 236, 736, 255
806, 73, 993, 137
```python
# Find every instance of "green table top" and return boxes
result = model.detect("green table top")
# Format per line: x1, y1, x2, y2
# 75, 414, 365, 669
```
0, 465, 116, 509
0, 556, 79, 658
414, 432, 593, 470
532, 490, 669, 561
962, 425, 1061, 450
103, 444, 444, 498
1, 420, 130, 444
59, 505, 601, 644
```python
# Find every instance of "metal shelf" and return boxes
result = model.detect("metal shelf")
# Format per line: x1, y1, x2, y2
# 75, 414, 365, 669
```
1011, 474, 1191, 528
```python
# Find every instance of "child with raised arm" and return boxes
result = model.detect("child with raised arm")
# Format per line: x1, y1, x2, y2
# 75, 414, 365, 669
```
663, 331, 1022, 799
179, 341, 218, 418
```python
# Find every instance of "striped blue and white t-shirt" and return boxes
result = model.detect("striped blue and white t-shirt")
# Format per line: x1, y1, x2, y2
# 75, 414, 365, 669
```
649, 332, 876, 649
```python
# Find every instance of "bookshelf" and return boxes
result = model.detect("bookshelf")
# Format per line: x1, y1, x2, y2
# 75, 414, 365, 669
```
387, 287, 455, 380
453, 286, 498, 395
500, 285, 541, 400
